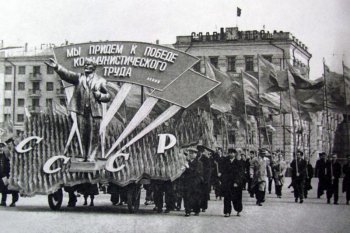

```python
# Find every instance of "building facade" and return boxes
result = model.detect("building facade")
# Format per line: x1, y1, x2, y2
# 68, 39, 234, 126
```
173, 27, 342, 163
0, 45, 65, 139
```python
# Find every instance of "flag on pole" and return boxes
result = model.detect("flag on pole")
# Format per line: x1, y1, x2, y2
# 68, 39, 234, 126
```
237, 7, 242, 17
205, 62, 234, 113
343, 63, 350, 106
258, 54, 289, 92
288, 63, 324, 90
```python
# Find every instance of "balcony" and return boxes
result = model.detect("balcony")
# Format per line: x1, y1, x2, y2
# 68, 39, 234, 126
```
28, 106, 41, 113
29, 73, 42, 81
28, 89, 41, 98
56, 88, 66, 97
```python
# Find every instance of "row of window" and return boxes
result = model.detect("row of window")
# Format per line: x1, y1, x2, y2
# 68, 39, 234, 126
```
5, 65, 54, 75
4, 113, 25, 122
194, 55, 273, 72
4, 98, 66, 107
4, 82, 56, 91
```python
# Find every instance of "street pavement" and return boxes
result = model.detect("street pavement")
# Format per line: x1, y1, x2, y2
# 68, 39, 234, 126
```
0, 178, 349, 233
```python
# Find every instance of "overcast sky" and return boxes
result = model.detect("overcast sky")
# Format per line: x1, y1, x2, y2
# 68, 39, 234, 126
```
0, 0, 349, 79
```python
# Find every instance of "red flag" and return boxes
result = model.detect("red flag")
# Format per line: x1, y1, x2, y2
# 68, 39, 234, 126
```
343, 64, 350, 106
242, 71, 259, 107
288, 63, 324, 90
258, 55, 289, 92
237, 7, 242, 17
205, 62, 234, 113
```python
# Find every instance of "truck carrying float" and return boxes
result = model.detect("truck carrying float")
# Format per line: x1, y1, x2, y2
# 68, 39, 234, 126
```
7, 41, 219, 212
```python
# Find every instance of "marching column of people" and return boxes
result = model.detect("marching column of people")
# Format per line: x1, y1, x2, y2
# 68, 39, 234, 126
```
3, 142, 350, 215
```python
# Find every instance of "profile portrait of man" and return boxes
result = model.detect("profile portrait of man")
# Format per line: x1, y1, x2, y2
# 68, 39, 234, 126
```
45, 58, 111, 161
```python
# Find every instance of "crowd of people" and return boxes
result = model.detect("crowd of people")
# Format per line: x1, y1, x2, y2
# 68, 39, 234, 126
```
1, 140, 350, 217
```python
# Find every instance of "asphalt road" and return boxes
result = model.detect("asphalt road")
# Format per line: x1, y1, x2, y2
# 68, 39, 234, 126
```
0, 178, 349, 233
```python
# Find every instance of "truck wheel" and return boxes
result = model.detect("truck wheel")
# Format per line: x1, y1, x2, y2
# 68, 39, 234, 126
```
48, 188, 63, 210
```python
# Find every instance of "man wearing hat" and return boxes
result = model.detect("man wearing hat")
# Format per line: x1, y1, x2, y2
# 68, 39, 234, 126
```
183, 148, 203, 216
45, 58, 111, 162
325, 153, 341, 204
197, 145, 212, 213
220, 148, 236, 216
250, 148, 271, 206
315, 152, 328, 198
0, 142, 19, 207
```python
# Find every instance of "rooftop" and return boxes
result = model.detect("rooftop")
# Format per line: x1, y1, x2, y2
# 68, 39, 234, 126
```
175, 27, 308, 52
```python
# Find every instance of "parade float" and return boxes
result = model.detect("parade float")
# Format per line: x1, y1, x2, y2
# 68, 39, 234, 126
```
7, 41, 220, 211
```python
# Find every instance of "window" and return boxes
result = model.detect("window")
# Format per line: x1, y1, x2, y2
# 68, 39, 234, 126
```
262, 55, 272, 63
47, 65, 54, 74
18, 66, 26, 74
5, 82, 12, 90
227, 56, 236, 72
209, 56, 219, 68
33, 66, 41, 75
46, 98, 53, 107
18, 99, 25, 107
17, 114, 24, 122
5, 99, 11, 106
32, 99, 40, 107
18, 82, 25, 91
46, 82, 54, 91
5, 66, 12, 75
33, 82, 40, 91
245, 56, 254, 72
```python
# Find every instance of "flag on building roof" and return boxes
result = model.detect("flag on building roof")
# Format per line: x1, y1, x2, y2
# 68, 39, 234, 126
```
237, 7, 242, 17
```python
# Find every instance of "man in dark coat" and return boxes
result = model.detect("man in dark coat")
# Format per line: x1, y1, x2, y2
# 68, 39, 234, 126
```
290, 151, 307, 203
220, 148, 237, 217
304, 156, 314, 199
198, 146, 212, 212
343, 155, 350, 205
315, 152, 328, 198
231, 153, 246, 216
152, 180, 175, 213
46, 58, 111, 161
211, 149, 223, 200
0, 142, 19, 207
325, 153, 341, 204
183, 148, 203, 217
